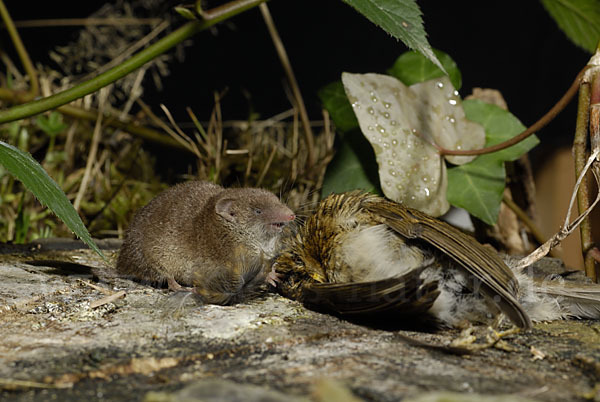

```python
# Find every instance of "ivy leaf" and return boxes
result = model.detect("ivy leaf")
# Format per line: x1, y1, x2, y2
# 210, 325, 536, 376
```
463, 100, 539, 162
540, 0, 600, 53
318, 81, 358, 133
447, 100, 539, 225
342, 0, 445, 72
388, 48, 462, 89
342, 73, 485, 216
447, 155, 505, 225
0, 141, 106, 260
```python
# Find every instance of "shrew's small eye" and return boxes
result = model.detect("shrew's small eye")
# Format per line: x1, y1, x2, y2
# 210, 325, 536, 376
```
253, 208, 262, 215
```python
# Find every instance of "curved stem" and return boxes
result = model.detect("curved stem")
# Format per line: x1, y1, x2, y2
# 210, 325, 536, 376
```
0, 0, 267, 124
0, 0, 38, 98
440, 66, 589, 156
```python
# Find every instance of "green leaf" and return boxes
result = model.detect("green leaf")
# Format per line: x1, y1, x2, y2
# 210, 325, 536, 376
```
342, 0, 445, 72
540, 0, 600, 53
0, 141, 106, 260
322, 131, 381, 197
447, 155, 505, 225
174, 6, 198, 20
388, 49, 462, 89
447, 100, 539, 225
318, 81, 359, 133
463, 100, 539, 161
35, 111, 68, 136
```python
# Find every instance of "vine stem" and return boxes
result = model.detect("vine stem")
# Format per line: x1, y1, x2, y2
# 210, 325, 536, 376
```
0, 0, 38, 98
0, 0, 267, 124
438, 65, 589, 156
579, 49, 600, 280
573, 75, 594, 280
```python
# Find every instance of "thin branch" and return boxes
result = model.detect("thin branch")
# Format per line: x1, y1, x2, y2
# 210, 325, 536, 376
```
514, 149, 600, 271
439, 66, 589, 156
159, 103, 203, 157
0, 0, 38, 97
573, 76, 594, 279
0, 0, 267, 124
259, 3, 316, 169
74, 88, 108, 211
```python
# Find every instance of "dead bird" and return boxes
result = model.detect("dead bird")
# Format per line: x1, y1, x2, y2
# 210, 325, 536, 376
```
272, 191, 600, 329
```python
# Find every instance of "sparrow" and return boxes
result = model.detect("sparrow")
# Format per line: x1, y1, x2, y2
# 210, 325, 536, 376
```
273, 191, 600, 328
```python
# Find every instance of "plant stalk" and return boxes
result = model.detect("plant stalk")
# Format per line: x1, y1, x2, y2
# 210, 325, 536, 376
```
0, 0, 38, 98
0, 0, 267, 124
573, 76, 594, 280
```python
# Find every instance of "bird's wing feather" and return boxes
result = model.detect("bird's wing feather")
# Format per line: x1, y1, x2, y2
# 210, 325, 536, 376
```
302, 265, 440, 316
365, 198, 532, 329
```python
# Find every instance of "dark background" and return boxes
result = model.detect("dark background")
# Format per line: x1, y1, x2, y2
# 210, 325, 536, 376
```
5, 0, 592, 163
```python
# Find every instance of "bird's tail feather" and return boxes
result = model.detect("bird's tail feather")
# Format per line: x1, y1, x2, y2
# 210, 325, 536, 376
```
516, 271, 600, 321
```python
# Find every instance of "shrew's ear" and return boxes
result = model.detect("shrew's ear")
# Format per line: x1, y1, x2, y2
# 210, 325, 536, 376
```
215, 198, 236, 222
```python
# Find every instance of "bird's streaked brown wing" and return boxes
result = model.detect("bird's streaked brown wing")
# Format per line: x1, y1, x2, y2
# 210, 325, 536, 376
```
364, 197, 532, 329
302, 265, 440, 316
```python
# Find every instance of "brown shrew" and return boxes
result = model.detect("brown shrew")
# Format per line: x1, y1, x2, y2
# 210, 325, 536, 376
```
116, 181, 295, 305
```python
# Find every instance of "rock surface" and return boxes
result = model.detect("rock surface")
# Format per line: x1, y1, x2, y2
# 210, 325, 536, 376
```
0, 240, 599, 401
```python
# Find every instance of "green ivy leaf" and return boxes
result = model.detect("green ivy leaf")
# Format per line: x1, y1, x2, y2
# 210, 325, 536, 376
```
540, 0, 600, 53
318, 81, 358, 133
463, 100, 539, 162
388, 49, 462, 89
0, 141, 106, 260
341, 0, 445, 72
321, 131, 381, 197
447, 100, 539, 225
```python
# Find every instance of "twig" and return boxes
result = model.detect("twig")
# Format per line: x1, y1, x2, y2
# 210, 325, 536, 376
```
90, 291, 126, 309
159, 103, 203, 157
439, 66, 589, 156
136, 99, 201, 156
514, 149, 600, 271
256, 144, 277, 187
259, 3, 315, 169
0, 378, 71, 390
0, 0, 38, 97
74, 88, 108, 211
119, 68, 147, 118
78, 279, 113, 295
